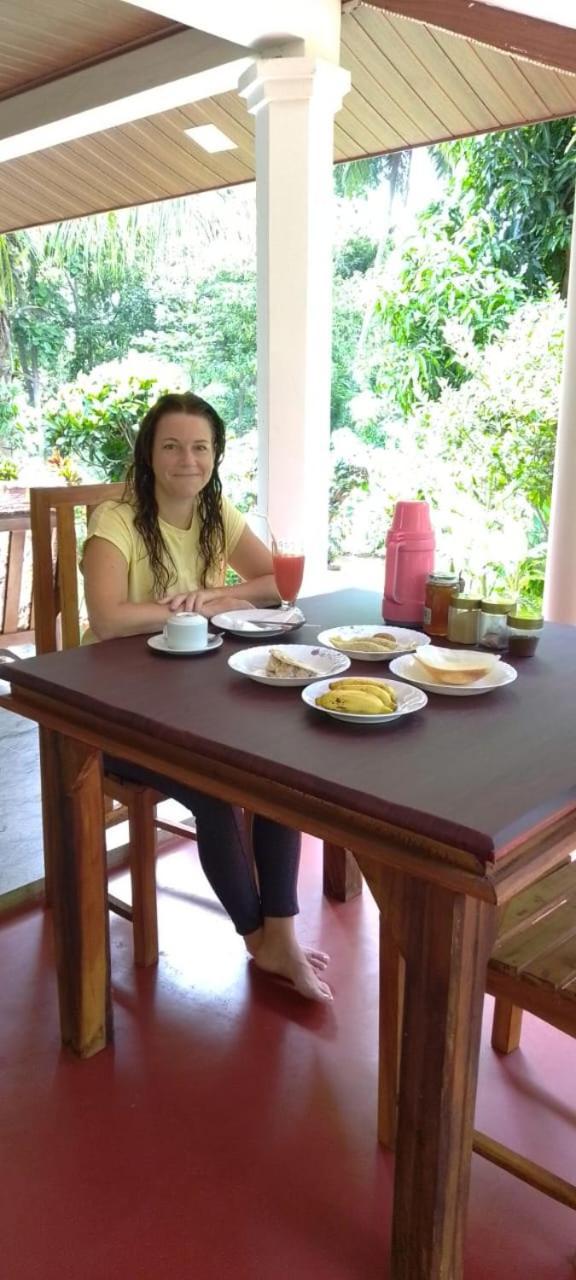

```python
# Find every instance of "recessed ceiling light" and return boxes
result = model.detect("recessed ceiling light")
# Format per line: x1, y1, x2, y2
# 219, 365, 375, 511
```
185, 124, 237, 153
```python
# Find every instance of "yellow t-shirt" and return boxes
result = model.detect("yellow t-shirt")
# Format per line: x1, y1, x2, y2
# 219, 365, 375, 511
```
83, 496, 245, 640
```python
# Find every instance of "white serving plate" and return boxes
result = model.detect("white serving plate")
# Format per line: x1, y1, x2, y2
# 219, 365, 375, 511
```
301, 676, 428, 724
147, 632, 223, 657
211, 607, 304, 637
317, 625, 430, 662
227, 644, 350, 687
390, 653, 517, 696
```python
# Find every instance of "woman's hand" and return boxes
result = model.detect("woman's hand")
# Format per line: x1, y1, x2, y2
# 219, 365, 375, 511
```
160, 589, 255, 618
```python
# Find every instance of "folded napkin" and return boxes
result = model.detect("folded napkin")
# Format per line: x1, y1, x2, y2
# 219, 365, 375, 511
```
243, 607, 305, 625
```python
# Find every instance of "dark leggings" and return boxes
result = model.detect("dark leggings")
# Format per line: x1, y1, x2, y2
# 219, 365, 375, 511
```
105, 756, 301, 936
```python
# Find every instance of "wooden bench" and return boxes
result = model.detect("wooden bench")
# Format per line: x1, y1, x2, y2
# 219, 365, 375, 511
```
378, 857, 576, 1211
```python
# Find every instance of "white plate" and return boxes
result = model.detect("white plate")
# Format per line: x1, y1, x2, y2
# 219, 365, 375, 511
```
316, 625, 431, 662
227, 644, 350, 687
390, 654, 517, 696
147, 632, 223, 657
302, 676, 428, 724
211, 607, 305, 637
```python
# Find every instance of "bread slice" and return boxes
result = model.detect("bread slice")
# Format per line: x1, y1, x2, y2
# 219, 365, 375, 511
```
414, 647, 498, 686
266, 648, 319, 678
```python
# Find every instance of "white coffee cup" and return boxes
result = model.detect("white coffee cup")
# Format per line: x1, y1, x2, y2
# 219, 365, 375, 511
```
163, 612, 208, 652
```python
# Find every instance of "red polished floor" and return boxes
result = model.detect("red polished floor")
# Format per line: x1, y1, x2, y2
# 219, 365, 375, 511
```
1, 837, 575, 1280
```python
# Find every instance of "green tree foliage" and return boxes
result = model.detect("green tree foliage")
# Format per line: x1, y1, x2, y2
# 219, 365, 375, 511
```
373, 120, 576, 416
185, 272, 257, 434
334, 235, 378, 279
0, 220, 158, 409
65, 245, 156, 377
435, 120, 576, 294
373, 204, 525, 414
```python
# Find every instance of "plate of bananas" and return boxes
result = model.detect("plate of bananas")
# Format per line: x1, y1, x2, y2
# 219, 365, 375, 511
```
316, 625, 430, 661
301, 676, 428, 724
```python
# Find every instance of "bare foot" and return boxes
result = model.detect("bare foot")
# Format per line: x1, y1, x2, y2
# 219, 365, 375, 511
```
252, 940, 333, 1003
244, 932, 329, 974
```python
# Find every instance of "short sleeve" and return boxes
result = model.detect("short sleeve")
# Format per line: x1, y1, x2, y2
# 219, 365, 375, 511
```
222, 497, 246, 560
85, 502, 135, 568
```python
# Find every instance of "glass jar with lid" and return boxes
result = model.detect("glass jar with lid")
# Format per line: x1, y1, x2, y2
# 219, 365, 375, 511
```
480, 599, 515, 650
423, 573, 463, 637
447, 595, 481, 645
507, 613, 543, 658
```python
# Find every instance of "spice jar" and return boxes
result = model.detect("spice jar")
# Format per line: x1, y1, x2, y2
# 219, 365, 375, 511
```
423, 573, 463, 637
447, 595, 481, 645
507, 614, 543, 658
479, 599, 515, 650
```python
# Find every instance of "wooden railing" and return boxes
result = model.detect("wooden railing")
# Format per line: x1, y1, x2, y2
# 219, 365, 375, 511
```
0, 486, 34, 647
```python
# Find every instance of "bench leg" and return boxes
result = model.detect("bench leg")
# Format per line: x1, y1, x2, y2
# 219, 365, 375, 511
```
491, 997, 523, 1054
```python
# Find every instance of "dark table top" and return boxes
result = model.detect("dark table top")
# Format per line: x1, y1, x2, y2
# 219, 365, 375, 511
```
8, 589, 576, 863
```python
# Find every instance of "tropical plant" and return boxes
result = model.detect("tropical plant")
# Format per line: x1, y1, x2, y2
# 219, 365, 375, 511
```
44, 356, 183, 481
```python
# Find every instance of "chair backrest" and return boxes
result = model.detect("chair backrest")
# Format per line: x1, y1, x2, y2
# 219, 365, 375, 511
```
0, 487, 34, 647
30, 483, 124, 654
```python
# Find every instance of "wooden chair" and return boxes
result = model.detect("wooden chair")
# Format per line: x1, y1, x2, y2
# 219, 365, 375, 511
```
29, 482, 197, 967
22, 482, 355, 956
377, 858, 576, 1212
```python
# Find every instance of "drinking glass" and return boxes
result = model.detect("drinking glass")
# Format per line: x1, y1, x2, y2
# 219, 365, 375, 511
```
272, 538, 305, 608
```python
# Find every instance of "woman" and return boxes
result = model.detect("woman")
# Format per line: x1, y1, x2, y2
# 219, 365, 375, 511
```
83, 391, 331, 1002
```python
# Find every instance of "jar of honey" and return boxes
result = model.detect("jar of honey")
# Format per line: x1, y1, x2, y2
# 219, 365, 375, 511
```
423, 573, 463, 637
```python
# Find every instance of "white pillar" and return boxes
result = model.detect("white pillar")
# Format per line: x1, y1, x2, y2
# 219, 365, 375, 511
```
239, 55, 349, 584
544, 197, 576, 624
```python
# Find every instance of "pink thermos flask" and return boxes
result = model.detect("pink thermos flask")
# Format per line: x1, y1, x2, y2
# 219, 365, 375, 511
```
383, 501, 435, 625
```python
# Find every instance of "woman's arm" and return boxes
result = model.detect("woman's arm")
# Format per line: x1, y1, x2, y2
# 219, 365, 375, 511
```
164, 526, 280, 616
84, 537, 171, 639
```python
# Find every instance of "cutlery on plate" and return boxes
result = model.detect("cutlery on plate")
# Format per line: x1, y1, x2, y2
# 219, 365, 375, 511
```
242, 619, 304, 630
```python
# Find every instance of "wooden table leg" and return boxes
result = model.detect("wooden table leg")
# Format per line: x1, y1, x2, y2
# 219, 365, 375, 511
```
47, 731, 112, 1057
322, 843, 363, 901
38, 725, 58, 904
390, 879, 495, 1280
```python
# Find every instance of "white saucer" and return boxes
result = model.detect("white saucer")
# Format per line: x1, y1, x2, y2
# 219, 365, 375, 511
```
389, 654, 517, 696
147, 632, 223, 657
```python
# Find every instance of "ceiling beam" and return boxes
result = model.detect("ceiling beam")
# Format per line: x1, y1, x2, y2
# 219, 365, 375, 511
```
119, 1, 342, 60
363, 1, 576, 76
0, 28, 250, 163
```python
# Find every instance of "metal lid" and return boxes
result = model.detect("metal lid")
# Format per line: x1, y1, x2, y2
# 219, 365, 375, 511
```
427, 573, 461, 586
449, 595, 481, 611
480, 598, 515, 615
507, 613, 543, 630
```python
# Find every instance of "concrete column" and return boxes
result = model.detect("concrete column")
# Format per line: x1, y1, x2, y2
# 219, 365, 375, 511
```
239, 55, 349, 582
544, 196, 576, 623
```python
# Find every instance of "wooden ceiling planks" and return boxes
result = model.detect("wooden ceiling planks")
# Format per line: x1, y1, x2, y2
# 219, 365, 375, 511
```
0, 3, 575, 230
0, 0, 175, 97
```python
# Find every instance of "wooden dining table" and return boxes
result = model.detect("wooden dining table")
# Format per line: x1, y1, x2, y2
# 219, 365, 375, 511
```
5, 587, 576, 1280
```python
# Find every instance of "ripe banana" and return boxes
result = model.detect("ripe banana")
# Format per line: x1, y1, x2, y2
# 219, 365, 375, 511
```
330, 678, 395, 693
328, 678, 397, 710
316, 690, 387, 715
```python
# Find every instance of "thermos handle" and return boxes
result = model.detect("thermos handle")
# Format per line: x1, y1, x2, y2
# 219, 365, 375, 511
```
386, 541, 401, 603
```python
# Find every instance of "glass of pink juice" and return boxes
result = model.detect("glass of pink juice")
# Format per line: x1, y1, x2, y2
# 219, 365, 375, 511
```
272, 540, 305, 607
